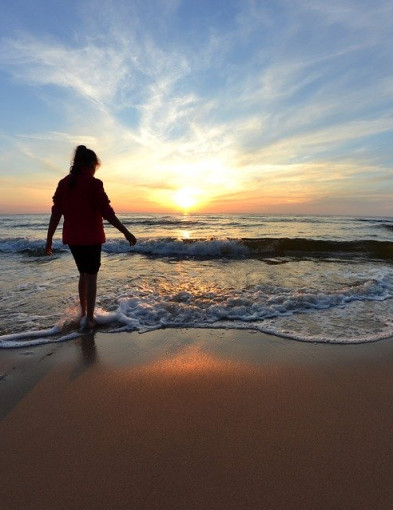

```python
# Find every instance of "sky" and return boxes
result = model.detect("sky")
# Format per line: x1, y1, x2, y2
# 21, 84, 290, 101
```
0, 0, 393, 216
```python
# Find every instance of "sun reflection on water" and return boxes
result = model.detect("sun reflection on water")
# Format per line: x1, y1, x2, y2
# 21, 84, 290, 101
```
179, 230, 191, 239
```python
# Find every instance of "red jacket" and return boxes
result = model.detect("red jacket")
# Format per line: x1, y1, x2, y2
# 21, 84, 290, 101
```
52, 170, 115, 245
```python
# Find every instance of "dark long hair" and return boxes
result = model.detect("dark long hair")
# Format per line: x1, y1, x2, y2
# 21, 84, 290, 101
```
69, 145, 100, 189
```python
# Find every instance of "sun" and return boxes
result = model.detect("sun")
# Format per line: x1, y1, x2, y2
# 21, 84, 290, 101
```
173, 188, 200, 211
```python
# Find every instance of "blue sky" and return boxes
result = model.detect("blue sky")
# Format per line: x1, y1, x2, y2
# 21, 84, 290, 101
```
1, 0, 393, 215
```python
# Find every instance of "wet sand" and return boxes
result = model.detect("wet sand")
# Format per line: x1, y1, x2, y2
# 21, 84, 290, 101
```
2, 329, 393, 509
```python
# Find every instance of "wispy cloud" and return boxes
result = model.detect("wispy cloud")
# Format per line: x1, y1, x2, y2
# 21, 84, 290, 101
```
0, 0, 392, 213
0, 36, 125, 106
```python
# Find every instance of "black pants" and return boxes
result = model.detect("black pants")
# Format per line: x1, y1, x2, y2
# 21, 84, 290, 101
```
69, 244, 102, 274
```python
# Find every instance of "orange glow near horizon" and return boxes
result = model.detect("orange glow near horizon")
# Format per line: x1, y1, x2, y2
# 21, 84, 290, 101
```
1, 1, 393, 220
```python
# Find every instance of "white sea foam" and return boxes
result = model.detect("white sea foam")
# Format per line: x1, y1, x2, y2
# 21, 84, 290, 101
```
0, 238, 66, 254
0, 237, 250, 258
2, 273, 393, 348
0, 308, 120, 348
104, 238, 250, 258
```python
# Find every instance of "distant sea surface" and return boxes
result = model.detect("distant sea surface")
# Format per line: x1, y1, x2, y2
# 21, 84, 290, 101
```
1, 213, 393, 348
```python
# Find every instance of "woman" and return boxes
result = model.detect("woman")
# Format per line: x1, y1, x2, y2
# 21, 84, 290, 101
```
46, 145, 136, 329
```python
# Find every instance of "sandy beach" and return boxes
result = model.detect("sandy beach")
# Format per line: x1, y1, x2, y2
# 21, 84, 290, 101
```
2, 329, 393, 509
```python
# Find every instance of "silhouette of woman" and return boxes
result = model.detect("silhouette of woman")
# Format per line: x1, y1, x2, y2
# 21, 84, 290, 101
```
46, 145, 136, 329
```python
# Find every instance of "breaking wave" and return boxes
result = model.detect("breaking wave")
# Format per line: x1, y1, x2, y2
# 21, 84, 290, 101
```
2, 236, 393, 261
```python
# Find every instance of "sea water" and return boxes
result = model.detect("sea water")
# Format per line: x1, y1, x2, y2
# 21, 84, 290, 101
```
1, 213, 393, 348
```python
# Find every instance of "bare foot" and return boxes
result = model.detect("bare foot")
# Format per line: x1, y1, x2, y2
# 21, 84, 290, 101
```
86, 318, 96, 330
80, 316, 96, 330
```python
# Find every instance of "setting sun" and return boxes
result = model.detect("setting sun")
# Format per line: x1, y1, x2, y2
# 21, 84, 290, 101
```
173, 188, 201, 211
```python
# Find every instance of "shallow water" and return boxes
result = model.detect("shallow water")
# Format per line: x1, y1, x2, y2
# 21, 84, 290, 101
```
1, 213, 393, 347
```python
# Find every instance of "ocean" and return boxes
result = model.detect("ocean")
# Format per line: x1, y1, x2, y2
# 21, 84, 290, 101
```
1, 213, 393, 348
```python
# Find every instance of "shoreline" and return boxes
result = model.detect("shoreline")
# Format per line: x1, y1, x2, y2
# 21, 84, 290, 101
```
2, 328, 393, 509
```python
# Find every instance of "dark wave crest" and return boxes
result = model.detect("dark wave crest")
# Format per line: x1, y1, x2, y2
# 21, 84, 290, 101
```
108, 237, 393, 261
378, 223, 393, 232
241, 238, 393, 261
3, 236, 393, 261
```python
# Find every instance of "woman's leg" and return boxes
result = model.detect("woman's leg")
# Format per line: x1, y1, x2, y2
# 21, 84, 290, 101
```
85, 273, 97, 327
78, 273, 87, 317
79, 273, 97, 328
69, 245, 100, 328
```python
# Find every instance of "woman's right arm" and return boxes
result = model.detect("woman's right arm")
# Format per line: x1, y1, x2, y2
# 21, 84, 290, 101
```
45, 211, 62, 255
46, 182, 63, 255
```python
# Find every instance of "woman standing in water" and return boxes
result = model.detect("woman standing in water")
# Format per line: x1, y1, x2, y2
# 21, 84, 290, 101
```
45, 145, 136, 329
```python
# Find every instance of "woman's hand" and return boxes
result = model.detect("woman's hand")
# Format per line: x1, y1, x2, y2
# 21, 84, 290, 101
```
125, 232, 137, 246
45, 212, 61, 255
